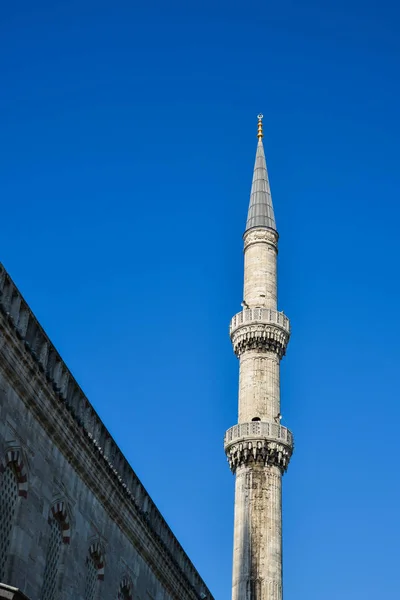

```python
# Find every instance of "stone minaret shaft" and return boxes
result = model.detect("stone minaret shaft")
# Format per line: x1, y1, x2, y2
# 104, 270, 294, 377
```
225, 115, 293, 600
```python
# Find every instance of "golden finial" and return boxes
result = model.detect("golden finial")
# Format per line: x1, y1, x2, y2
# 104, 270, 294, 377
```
257, 113, 264, 139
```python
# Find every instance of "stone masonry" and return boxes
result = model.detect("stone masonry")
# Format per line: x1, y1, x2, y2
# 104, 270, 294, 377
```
0, 262, 213, 600
224, 115, 293, 600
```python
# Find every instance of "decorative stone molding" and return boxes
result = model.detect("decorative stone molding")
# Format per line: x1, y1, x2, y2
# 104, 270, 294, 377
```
49, 501, 71, 544
88, 541, 105, 580
0, 448, 28, 498
224, 421, 293, 473
243, 227, 278, 252
118, 576, 133, 599
230, 309, 290, 358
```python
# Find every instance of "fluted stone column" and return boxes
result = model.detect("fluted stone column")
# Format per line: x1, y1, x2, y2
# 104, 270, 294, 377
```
225, 116, 293, 600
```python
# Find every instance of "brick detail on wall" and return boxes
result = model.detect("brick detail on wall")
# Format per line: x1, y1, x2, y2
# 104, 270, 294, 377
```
0, 449, 28, 498
49, 501, 71, 544
88, 542, 105, 581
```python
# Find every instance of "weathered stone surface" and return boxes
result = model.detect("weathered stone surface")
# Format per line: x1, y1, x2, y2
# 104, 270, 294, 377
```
0, 263, 213, 600
231, 465, 282, 600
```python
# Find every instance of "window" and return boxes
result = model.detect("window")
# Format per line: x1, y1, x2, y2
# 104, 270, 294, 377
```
41, 518, 63, 600
85, 555, 98, 600
85, 542, 104, 600
118, 578, 133, 600
0, 465, 19, 580
119, 586, 132, 599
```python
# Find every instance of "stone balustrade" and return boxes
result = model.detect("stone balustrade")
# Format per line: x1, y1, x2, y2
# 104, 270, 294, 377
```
0, 263, 210, 599
230, 308, 290, 336
225, 421, 293, 447
224, 421, 294, 473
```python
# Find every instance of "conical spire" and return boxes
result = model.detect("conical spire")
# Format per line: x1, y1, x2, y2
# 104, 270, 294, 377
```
245, 114, 276, 232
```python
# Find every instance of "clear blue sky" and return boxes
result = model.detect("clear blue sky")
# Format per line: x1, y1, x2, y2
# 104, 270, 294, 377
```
1, 1, 400, 598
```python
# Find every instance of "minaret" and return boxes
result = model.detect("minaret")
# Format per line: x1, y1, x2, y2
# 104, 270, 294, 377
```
224, 115, 293, 600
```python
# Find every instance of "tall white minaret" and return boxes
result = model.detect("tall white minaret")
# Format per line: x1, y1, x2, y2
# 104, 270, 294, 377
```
224, 115, 293, 600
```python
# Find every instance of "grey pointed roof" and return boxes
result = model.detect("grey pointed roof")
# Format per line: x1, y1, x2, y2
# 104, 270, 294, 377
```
245, 138, 276, 232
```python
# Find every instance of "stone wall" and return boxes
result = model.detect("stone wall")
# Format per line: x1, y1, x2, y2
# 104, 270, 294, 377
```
0, 263, 213, 600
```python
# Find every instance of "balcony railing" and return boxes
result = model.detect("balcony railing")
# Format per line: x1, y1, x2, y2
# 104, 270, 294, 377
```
224, 421, 293, 448
230, 308, 290, 336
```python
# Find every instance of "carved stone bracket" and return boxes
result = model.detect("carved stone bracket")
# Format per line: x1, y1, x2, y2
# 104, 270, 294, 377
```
226, 439, 292, 473
224, 421, 293, 474
232, 323, 289, 358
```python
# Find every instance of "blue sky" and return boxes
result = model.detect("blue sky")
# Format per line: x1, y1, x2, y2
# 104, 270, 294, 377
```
1, 1, 400, 598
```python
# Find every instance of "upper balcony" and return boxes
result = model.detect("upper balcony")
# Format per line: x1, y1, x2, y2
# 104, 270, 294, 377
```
224, 420, 293, 449
224, 420, 294, 473
229, 308, 290, 338
229, 308, 291, 358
